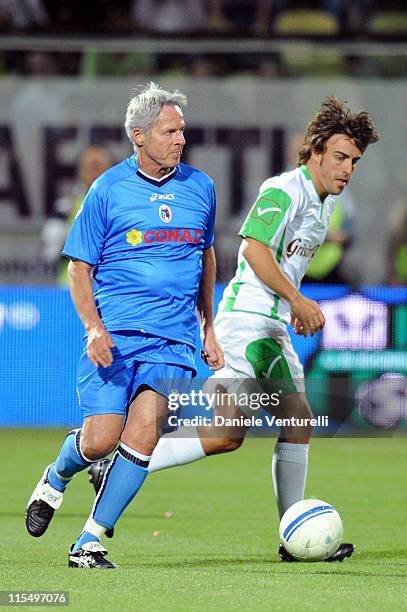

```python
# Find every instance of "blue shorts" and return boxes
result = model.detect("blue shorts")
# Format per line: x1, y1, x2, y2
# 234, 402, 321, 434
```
76, 331, 195, 418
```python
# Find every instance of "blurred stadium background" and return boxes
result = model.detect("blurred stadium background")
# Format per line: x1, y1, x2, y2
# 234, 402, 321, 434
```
1, 5, 407, 605
0, 0, 406, 429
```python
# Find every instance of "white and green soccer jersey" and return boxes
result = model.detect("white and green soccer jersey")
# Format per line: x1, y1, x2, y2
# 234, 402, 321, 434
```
218, 165, 336, 325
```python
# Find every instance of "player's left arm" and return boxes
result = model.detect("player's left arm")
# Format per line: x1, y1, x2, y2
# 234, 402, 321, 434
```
197, 246, 224, 371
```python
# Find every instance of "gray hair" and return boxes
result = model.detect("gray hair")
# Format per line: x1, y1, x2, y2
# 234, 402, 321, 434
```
124, 82, 187, 143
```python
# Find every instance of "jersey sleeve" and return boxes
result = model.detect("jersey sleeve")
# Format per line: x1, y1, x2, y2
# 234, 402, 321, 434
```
239, 186, 292, 246
61, 184, 108, 265
203, 182, 216, 249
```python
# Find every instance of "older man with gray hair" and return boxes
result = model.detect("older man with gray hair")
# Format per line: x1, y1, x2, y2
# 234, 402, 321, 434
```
25, 82, 224, 569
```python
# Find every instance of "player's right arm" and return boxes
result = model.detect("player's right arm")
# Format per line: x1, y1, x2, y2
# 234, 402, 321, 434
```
62, 181, 114, 367
241, 238, 324, 336
239, 183, 324, 336
67, 260, 115, 368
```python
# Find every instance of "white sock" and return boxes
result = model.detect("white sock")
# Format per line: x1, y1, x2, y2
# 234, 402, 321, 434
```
148, 426, 206, 473
83, 516, 107, 538
272, 442, 309, 519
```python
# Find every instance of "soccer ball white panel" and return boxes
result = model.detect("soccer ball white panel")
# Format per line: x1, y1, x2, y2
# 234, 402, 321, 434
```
279, 499, 343, 561
356, 373, 407, 429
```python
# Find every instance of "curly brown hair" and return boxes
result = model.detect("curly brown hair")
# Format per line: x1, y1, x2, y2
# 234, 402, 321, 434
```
297, 96, 379, 166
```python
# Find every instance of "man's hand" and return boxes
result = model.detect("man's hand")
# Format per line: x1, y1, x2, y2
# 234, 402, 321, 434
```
87, 325, 116, 368
290, 295, 325, 337
201, 327, 225, 371
67, 260, 115, 366
241, 239, 325, 337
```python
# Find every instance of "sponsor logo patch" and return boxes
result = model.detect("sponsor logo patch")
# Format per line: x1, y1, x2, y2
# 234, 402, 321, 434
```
251, 198, 282, 224
126, 229, 143, 246
287, 238, 320, 259
126, 228, 202, 246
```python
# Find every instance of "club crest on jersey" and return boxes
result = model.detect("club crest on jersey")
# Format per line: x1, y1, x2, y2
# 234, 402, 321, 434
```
159, 204, 172, 223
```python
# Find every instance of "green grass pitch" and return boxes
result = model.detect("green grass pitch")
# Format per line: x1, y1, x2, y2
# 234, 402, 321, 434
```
1, 430, 407, 611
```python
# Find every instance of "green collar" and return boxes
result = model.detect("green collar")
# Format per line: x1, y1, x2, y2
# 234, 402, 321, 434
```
300, 164, 323, 204
300, 164, 311, 180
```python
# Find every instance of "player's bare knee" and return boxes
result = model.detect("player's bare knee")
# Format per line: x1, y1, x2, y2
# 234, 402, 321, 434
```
81, 433, 118, 461
225, 437, 244, 452
280, 393, 313, 419
80, 415, 123, 460
300, 400, 314, 421
206, 436, 243, 454
278, 393, 313, 441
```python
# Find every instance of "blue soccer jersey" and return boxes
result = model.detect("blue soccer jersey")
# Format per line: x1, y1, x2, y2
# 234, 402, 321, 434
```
62, 155, 216, 349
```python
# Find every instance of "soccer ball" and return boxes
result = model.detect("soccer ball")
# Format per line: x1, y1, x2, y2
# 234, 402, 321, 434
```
356, 373, 407, 429
279, 499, 343, 561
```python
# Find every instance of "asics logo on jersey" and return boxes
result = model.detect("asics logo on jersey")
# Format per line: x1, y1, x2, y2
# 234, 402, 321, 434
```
126, 228, 202, 246
150, 193, 175, 202
287, 238, 320, 259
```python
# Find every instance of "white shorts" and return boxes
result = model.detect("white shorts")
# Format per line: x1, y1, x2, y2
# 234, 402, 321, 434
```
207, 311, 305, 415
